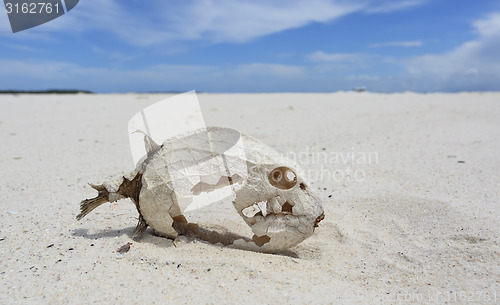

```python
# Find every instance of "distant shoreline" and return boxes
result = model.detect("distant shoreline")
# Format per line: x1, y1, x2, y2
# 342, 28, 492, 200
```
0, 89, 94, 94
1, 90, 498, 95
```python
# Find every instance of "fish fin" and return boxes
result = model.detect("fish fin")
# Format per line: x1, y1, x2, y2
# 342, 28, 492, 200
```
76, 184, 109, 220
132, 215, 148, 238
132, 130, 160, 157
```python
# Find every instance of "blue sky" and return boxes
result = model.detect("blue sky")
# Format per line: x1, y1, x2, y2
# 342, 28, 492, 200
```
1, 0, 500, 93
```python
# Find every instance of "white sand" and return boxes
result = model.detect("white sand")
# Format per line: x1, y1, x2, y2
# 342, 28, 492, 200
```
1, 92, 499, 304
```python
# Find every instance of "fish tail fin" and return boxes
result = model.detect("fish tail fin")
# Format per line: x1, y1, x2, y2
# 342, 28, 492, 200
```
76, 183, 109, 220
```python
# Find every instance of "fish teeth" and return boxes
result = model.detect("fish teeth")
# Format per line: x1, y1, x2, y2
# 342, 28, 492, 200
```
269, 197, 282, 213
242, 204, 260, 217
256, 201, 268, 216
276, 195, 286, 206
242, 200, 269, 217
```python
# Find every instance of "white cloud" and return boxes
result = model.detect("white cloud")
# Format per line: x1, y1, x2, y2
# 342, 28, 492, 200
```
306, 51, 395, 71
305, 52, 405, 88
306, 51, 379, 74
0, 59, 77, 80
1, 0, 429, 46
0, 58, 216, 91
347, 75, 381, 80
369, 40, 422, 48
235, 63, 305, 78
0, 42, 38, 52
307, 51, 362, 63
0, 58, 309, 92
364, 0, 427, 13
167, 0, 365, 44
406, 13, 500, 90
21, 0, 363, 46
304, 13, 500, 92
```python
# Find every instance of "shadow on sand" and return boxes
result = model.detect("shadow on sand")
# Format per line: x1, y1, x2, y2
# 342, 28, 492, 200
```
72, 225, 298, 257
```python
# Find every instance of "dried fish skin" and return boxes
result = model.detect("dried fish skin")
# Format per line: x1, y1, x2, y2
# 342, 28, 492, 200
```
77, 127, 324, 253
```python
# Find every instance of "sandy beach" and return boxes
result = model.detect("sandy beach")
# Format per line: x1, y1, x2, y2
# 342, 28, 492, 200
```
1, 92, 499, 304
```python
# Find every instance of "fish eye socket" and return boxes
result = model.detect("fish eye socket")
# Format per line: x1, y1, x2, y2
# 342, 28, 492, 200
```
269, 167, 297, 189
